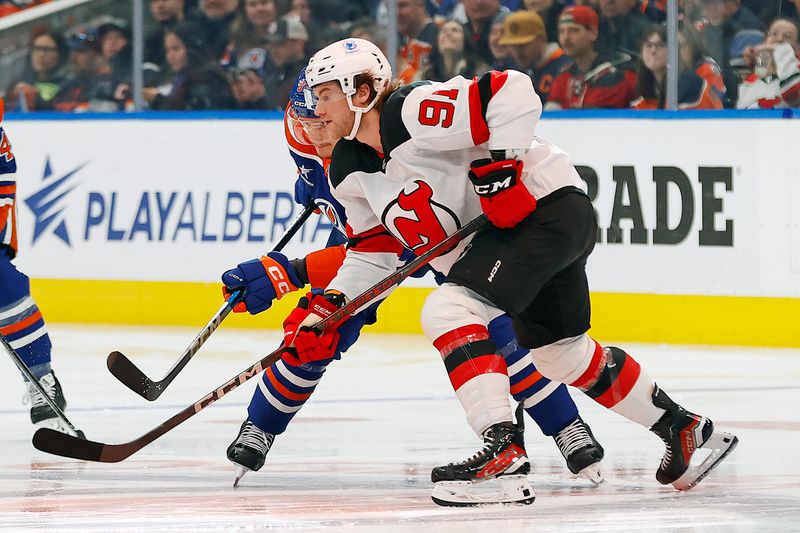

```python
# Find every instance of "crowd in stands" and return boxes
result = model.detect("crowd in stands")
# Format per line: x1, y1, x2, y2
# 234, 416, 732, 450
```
3, 0, 800, 112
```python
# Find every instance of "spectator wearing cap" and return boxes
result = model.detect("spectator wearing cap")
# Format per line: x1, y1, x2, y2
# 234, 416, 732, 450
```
522, 0, 568, 43
229, 48, 274, 109
500, 9, 570, 102
633, 24, 725, 109
546, 6, 638, 108
261, 18, 309, 109
146, 21, 235, 109
52, 29, 115, 112
422, 19, 492, 81
462, 0, 508, 65
198, 0, 240, 60
145, 0, 199, 69
395, 0, 438, 83
737, 17, 800, 108
594, 0, 652, 58
4, 30, 67, 111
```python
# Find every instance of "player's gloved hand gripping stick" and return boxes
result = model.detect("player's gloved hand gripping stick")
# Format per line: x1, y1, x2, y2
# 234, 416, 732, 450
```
32, 214, 488, 462
106, 206, 315, 401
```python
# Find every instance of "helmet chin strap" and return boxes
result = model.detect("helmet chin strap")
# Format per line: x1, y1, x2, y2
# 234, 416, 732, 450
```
344, 92, 379, 141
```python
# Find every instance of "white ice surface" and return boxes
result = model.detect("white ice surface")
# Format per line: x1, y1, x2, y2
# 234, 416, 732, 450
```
1, 324, 799, 532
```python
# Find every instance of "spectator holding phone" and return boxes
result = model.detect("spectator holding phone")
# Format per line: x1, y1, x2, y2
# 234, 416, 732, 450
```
737, 17, 800, 108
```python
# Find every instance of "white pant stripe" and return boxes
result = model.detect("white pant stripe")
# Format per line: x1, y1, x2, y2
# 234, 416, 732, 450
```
8, 325, 48, 350
522, 380, 561, 409
257, 377, 303, 414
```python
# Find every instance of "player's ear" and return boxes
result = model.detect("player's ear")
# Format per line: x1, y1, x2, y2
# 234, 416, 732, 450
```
354, 82, 372, 107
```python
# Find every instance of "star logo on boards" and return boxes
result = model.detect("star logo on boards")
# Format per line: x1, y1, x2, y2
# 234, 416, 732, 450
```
24, 156, 87, 247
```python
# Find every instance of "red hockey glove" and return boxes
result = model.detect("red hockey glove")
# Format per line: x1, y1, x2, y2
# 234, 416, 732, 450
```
468, 158, 537, 228
281, 292, 345, 366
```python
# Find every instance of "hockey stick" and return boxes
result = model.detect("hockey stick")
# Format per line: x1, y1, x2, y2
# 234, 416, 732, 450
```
1, 332, 85, 439
32, 214, 488, 462
106, 205, 316, 401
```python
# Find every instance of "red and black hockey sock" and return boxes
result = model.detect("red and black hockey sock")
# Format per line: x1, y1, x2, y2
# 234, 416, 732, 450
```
434, 325, 508, 391
572, 342, 640, 408
434, 325, 512, 434
571, 339, 664, 428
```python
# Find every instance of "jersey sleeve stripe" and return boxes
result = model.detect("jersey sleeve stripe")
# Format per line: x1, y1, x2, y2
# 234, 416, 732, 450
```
468, 77, 490, 145
468, 71, 510, 146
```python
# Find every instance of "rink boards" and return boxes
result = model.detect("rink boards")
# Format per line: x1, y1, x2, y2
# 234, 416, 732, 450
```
5, 111, 800, 346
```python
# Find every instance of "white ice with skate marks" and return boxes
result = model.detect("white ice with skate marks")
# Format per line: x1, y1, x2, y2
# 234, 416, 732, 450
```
1, 324, 799, 531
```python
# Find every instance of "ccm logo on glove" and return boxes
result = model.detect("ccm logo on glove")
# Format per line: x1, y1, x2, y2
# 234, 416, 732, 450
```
468, 157, 537, 228
267, 265, 293, 297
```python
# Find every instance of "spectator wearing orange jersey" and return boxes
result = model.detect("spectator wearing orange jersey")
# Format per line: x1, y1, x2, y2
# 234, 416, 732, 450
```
500, 9, 570, 103
395, 0, 439, 83
633, 24, 725, 109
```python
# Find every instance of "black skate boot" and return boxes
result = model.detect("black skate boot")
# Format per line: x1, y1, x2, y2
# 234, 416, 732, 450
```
650, 384, 738, 490
26, 371, 69, 433
431, 406, 534, 506
227, 419, 275, 487
553, 415, 605, 484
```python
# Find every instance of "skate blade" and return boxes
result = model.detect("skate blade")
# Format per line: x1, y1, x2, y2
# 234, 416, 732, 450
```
35, 417, 72, 435
431, 475, 535, 507
578, 462, 604, 485
232, 464, 251, 488
672, 430, 738, 491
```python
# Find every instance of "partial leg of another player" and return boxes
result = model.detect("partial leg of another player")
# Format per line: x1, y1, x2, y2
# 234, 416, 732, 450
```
0, 252, 70, 432
226, 303, 377, 486
489, 315, 604, 484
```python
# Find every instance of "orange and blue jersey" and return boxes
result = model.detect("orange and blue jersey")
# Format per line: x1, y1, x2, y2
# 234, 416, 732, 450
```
0, 97, 19, 257
0, 97, 54, 378
633, 59, 725, 110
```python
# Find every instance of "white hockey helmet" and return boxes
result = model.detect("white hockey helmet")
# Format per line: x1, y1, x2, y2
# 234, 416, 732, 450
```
305, 38, 392, 140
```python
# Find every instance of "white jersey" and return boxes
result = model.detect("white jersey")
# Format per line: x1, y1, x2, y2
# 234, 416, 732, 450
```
327, 70, 585, 300
737, 43, 800, 109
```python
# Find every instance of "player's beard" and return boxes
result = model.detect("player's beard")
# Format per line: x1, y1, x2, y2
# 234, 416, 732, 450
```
327, 110, 356, 141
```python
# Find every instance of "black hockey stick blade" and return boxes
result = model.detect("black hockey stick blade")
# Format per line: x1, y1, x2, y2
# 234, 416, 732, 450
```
33, 429, 109, 461
34, 344, 285, 462
105, 205, 315, 401
32, 215, 486, 463
106, 350, 162, 401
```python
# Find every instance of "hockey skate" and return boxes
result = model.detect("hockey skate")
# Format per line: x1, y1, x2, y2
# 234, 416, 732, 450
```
25, 371, 70, 433
430, 406, 534, 506
650, 385, 738, 491
553, 415, 605, 484
227, 419, 274, 487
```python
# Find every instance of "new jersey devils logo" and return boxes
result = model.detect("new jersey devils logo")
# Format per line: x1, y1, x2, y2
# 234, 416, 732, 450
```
381, 180, 460, 255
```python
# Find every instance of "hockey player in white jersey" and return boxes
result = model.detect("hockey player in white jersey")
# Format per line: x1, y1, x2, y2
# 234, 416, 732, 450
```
278, 38, 738, 505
